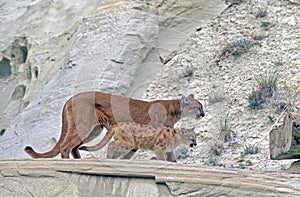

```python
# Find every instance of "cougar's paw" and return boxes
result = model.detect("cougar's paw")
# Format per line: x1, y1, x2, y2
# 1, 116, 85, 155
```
79, 146, 88, 151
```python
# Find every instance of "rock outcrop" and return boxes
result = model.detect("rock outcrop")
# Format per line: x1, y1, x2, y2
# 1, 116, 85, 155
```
1, 159, 300, 196
270, 113, 300, 160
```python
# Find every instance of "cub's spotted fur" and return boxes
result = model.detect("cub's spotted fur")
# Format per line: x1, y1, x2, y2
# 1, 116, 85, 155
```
80, 122, 196, 162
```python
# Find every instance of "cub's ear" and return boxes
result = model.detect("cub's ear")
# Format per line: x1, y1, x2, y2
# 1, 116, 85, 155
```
188, 94, 194, 99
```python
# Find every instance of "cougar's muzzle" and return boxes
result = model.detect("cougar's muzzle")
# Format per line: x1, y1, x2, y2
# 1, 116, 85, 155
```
190, 139, 197, 147
196, 108, 205, 119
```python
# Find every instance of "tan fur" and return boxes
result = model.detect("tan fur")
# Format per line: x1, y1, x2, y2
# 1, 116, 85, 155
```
24, 92, 204, 159
80, 122, 196, 162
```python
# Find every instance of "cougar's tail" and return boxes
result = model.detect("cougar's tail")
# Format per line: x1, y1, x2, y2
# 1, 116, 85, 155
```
79, 125, 115, 151
24, 144, 60, 158
24, 102, 69, 158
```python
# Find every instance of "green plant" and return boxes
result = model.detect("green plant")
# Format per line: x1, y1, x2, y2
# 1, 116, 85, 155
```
220, 114, 235, 142
245, 159, 252, 166
208, 157, 218, 166
261, 21, 271, 29
220, 38, 252, 58
248, 71, 280, 110
241, 144, 259, 156
252, 34, 265, 41
238, 162, 245, 169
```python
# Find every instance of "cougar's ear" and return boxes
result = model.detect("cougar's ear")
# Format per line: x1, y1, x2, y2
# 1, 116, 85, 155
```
181, 95, 188, 105
188, 94, 194, 99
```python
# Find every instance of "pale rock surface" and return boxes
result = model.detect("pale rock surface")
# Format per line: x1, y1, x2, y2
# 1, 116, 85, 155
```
0, 0, 227, 160
0, 2, 159, 159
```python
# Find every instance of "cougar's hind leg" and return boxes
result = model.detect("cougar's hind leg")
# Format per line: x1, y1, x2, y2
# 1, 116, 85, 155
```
71, 144, 82, 159
60, 134, 82, 159
60, 144, 71, 159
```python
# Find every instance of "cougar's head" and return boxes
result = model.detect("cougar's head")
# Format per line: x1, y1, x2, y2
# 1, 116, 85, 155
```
179, 128, 197, 147
180, 94, 205, 119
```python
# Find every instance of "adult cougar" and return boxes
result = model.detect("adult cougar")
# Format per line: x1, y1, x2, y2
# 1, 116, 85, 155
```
25, 91, 204, 160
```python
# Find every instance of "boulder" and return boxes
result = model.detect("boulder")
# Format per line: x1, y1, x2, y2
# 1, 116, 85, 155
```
269, 113, 300, 160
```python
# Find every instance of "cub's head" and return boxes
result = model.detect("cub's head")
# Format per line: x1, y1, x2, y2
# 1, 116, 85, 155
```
177, 128, 197, 147
180, 94, 205, 119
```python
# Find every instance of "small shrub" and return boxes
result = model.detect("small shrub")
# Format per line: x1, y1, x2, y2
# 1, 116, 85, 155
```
248, 90, 266, 110
208, 157, 218, 166
241, 144, 260, 156
238, 162, 245, 169
248, 71, 280, 110
245, 159, 252, 166
220, 38, 252, 58
261, 21, 271, 29
252, 34, 265, 41
255, 9, 267, 18
220, 114, 235, 142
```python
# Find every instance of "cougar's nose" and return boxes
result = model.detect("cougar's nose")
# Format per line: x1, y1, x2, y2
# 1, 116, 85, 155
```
196, 108, 205, 118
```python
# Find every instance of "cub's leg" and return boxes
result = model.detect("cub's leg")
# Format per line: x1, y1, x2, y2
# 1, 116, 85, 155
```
118, 142, 134, 159
107, 141, 122, 159
154, 148, 166, 161
107, 140, 134, 159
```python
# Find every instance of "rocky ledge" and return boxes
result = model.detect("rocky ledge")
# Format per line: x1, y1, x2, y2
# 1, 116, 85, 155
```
1, 159, 300, 196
